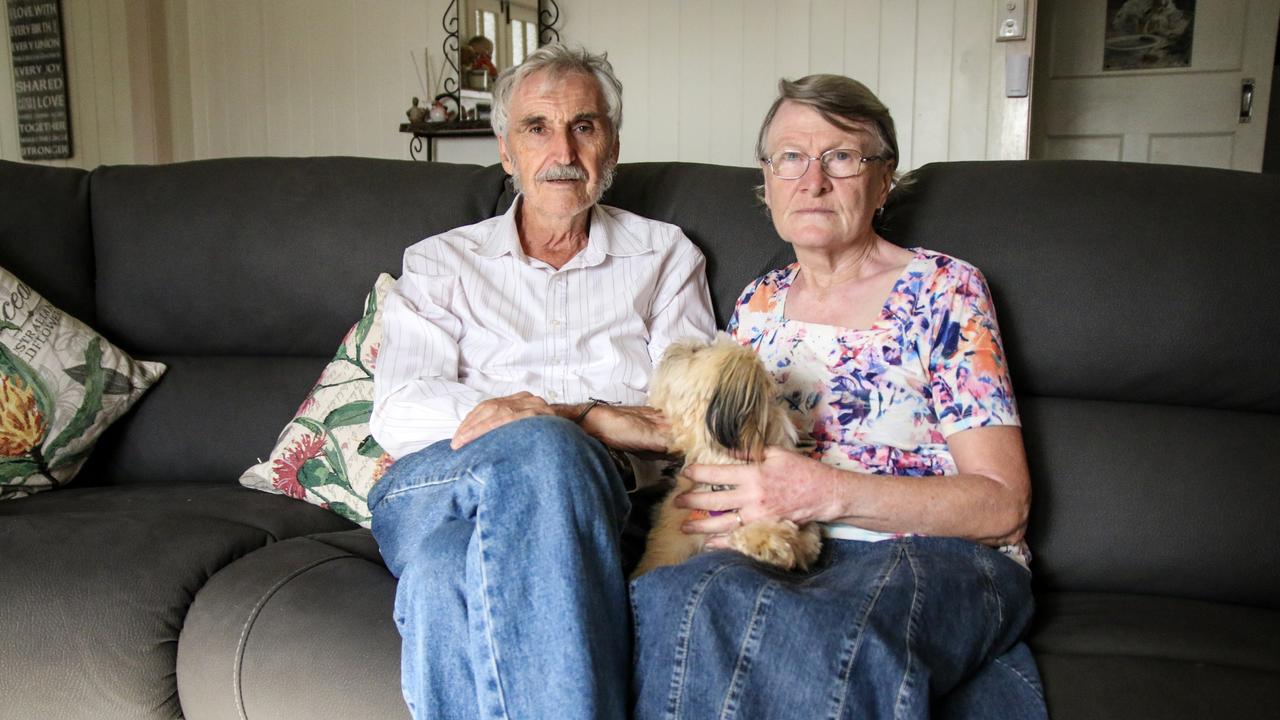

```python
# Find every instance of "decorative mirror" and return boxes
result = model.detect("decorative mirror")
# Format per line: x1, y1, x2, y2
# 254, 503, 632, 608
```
439, 0, 561, 122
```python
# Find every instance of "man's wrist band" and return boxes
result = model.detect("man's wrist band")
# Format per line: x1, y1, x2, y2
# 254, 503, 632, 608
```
576, 397, 618, 423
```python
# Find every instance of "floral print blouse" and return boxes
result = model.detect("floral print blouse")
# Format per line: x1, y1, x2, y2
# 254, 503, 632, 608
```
726, 248, 1030, 567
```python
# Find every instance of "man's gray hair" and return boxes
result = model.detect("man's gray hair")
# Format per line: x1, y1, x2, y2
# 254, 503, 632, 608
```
754, 75, 899, 170
490, 43, 624, 141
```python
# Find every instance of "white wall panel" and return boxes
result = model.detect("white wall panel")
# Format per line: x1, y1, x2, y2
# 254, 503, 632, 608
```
1, 0, 1031, 168
563, 0, 1030, 170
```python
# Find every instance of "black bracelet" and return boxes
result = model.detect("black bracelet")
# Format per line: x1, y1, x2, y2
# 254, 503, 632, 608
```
575, 397, 618, 423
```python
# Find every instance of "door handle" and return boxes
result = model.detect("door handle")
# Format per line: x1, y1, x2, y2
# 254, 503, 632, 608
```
1240, 78, 1255, 123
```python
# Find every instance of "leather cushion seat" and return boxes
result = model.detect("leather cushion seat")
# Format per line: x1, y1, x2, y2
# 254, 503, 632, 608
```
177, 530, 407, 720
0, 485, 353, 719
1032, 593, 1280, 717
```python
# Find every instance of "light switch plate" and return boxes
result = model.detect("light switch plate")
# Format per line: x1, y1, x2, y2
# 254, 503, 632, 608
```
996, 0, 1027, 42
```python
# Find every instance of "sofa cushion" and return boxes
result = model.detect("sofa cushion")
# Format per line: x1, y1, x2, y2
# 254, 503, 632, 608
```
79, 355, 335, 486
1018, 395, 1280, 608
177, 530, 407, 720
0, 160, 94, 323
0, 484, 355, 720
1, 266, 166, 499
1031, 592, 1280, 719
240, 274, 396, 526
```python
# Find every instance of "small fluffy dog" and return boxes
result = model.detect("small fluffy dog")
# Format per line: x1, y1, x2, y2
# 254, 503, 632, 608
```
631, 334, 822, 578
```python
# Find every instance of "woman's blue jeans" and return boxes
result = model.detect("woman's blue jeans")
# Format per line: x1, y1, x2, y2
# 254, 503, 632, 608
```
368, 416, 632, 720
630, 536, 1047, 720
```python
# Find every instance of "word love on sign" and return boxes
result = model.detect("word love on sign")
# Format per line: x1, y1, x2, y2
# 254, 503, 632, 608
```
6, 0, 72, 160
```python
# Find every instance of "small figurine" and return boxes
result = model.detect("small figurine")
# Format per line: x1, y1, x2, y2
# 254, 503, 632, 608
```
429, 100, 448, 122
406, 97, 428, 124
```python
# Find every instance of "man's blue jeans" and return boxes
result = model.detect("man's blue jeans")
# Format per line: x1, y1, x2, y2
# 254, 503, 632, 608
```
368, 416, 632, 720
630, 536, 1046, 720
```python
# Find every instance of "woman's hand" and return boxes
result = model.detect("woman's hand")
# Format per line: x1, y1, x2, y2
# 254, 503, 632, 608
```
675, 446, 837, 545
579, 404, 672, 457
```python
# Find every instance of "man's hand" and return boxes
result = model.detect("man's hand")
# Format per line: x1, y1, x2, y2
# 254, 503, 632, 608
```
451, 392, 559, 449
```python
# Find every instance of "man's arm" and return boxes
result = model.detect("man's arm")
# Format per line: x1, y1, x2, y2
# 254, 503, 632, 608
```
371, 268, 491, 459
646, 231, 717, 363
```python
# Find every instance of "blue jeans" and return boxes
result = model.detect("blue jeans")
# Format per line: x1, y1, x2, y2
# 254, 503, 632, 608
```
630, 536, 1046, 720
369, 416, 632, 720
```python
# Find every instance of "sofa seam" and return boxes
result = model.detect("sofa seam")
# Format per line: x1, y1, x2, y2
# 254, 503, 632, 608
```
1032, 649, 1280, 675
231, 550, 353, 720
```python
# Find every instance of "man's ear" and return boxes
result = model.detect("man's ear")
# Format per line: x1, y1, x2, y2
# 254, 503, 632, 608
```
498, 135, 514, 175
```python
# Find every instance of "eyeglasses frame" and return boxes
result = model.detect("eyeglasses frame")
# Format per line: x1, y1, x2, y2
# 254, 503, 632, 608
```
761, 148, 885, 180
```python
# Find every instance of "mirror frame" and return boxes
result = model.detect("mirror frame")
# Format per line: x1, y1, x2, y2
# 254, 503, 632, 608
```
438, 0, 560, 121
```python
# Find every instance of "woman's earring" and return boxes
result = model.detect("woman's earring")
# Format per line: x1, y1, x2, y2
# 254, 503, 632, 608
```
875, 206, 885, 217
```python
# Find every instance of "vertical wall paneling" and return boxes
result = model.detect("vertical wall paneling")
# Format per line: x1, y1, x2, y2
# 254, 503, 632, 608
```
949, 0, 992, 161
709, 0, 744, 166
809, 0, 845, 74
844, 0, 881, 92
644, 0, 679, 161
772, 1, 810, 86
914, 0, 955, 165
740, 0, 776, 165
878, 0, 918, 171
676, 0, 712, 164
0, 7, 17, 160
1, 0, 1034, 168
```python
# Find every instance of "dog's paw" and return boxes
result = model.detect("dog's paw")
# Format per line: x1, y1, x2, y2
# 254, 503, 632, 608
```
729, 520, 822, 571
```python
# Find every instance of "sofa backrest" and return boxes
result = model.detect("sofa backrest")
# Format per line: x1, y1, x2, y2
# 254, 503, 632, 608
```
0, 161, 94, 323
879, 160, 1280, 609
4, 156, 1276, 609
78, 157, 510, 488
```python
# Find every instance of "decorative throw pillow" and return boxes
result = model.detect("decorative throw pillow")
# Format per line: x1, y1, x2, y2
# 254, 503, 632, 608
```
239, 273, 396, 527
0, 266, 167, 500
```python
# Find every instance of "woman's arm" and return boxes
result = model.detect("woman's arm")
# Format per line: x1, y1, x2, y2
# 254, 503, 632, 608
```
677, 424, 1030, 548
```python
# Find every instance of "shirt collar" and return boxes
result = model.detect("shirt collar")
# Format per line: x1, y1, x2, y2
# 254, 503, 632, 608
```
473, 195, 653, 265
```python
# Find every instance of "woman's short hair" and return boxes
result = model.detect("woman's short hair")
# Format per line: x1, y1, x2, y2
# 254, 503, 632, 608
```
490, 43, 624, 141
754, 75, 899, 171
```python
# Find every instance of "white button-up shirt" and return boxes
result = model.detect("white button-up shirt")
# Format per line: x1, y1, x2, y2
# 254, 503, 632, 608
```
372, 198, 716, 460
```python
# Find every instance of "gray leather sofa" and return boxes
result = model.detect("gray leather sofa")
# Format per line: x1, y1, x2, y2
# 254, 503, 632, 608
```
1, 156, 1276, 720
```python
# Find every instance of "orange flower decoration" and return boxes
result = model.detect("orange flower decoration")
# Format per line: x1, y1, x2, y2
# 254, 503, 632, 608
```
0, 374, 46, 457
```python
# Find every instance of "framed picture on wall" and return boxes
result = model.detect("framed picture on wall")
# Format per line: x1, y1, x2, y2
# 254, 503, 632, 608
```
1103, 0, 1196, 71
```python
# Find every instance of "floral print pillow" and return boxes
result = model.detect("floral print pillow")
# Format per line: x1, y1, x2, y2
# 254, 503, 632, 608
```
239, 274, 395, 527
0, 267, 166, 500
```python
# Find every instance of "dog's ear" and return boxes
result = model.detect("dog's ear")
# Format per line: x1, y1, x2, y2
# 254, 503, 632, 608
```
704, 348, 772, 460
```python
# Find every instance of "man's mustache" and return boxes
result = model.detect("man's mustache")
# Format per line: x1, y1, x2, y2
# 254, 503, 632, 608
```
537, 164, 588, 182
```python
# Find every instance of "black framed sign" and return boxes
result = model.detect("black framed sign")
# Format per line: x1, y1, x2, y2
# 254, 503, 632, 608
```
6, 0, 71, 159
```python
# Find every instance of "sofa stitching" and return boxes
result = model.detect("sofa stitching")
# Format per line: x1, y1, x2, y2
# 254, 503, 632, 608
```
231, 549, 351, 720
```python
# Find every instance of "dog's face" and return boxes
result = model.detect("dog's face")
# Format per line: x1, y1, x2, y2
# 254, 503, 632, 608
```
650, 334, 793, 463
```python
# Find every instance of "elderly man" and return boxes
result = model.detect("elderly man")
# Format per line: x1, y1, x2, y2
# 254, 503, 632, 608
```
368, 44, 715, 720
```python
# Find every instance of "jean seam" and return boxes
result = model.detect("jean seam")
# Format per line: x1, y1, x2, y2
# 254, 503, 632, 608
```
828, 544, 906, 720
718, 579, 777, 720
892, 541, 924, 720
375, 473, 468, 508
473, 472, 510, 720
993, 655, 1045, 701
973, 543, 1005, 655
665, 561, 742, 719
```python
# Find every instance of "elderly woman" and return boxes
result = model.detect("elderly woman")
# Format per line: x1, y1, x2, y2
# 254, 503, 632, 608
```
630, 75, 1046, 719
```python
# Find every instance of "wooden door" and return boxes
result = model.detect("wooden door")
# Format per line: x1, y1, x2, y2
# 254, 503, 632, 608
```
1032, 0, 1279, 170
